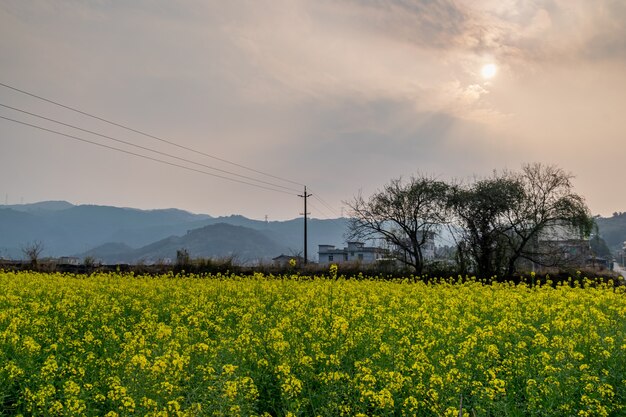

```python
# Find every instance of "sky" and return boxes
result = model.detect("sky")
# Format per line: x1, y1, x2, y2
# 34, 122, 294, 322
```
1, 0, 625, 220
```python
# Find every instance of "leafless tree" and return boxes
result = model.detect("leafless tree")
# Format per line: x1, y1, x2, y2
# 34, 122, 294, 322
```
22, 240, 44, 266
346, 174, 450, 273
503, 163, 593, 274
175, 248, 190, 268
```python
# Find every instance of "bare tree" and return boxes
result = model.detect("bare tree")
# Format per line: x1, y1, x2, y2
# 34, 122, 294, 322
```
503, 163, 593, 274
176, 248, 190, 268
22, 240, 44, 266
83, 256, 96, 268
346, 174, 450, 273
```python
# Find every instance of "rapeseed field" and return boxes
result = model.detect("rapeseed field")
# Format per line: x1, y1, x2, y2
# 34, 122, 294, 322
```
1, 271, 625, 416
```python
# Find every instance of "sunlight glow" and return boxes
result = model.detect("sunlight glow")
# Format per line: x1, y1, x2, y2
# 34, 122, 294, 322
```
481, 63, 497, 79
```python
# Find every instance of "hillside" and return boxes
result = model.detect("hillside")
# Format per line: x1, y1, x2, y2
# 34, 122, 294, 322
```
0, 201, 348, 261
595, 213, 626, 252
0, 202, 213, 258
79, 242, 135, 264
5, 201, 74, 213
84, 223, 288, 265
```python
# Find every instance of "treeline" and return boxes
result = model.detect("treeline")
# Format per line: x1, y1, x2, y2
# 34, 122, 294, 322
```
347, 163, 598, 277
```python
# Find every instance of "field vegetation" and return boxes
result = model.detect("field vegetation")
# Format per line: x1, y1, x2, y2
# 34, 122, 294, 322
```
2, 270, 626, 416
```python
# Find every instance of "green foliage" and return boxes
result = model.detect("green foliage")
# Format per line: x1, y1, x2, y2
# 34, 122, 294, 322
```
448, 174, 524, 277
449, 163, 593, 276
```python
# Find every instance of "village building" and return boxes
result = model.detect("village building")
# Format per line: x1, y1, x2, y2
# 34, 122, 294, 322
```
518, 223, 592, 271
389, 231, 437, 263
272, 254, 305, 267
318, 242, 386, 265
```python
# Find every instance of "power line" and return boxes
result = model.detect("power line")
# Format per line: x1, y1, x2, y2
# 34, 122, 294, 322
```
0, 115, 295, 196
309, 191, 342, 218
0, 102, 301, 193
0, 81, 305, 187
307, 201, 333, 219
0, 81, 349, 224
0, 81, 354, 220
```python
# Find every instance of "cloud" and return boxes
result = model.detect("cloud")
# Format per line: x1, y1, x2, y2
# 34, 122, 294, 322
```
463, 0, 626, 66
220, 0, 499, 124
330, 0, 470, 49
1, 0, 625, 217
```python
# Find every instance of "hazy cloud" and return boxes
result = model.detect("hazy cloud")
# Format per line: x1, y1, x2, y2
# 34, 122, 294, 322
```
1, 0, 625, 218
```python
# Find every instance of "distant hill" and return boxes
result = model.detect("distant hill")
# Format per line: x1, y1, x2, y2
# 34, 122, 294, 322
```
0, 201, 348, 261
79, 242, 135, 264
6, 200, 621, 264
0, 201, 211, 258
0, 208, 58, 258
5, 200, 74, 213
194, 215, 349, 254
595, 213, 626, 252
82, 223, 288, 264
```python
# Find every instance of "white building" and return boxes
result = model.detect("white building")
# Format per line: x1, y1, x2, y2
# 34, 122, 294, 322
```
58, 256, 81, 265
318, 242, 386, 265
529, 223, 591, 269
419, 232, 436, 261
389, 231, 437, 262
272, 254, 305, 267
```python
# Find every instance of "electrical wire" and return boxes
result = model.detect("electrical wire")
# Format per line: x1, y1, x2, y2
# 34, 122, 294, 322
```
0, 81, 305, 187
0, 115, 295, 196
309, 191, 342, 218
0, 81, 351, 221
0, 102, 301, 193
307, 201, 333, 219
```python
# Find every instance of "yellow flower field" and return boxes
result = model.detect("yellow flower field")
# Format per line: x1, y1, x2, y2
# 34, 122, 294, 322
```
1, 271, 626, 416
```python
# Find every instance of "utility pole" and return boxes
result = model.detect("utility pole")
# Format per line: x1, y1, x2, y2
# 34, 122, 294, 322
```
299, 186, 312, 264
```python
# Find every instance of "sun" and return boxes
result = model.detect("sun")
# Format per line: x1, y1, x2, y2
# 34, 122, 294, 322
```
481, 63, 497, 79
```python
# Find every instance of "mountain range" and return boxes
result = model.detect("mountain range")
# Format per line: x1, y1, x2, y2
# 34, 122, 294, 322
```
0, 201, 348, 264
595, 212, 626, 252
2, 201, 624, 264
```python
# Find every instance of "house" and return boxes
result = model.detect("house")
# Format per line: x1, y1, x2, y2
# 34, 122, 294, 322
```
272, 254, 305, 267
58, 256, 81, 265
586, 256, 611, 270
533, 224, 591, 269
318, 242, 386, 265
386, 231, 437, 263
